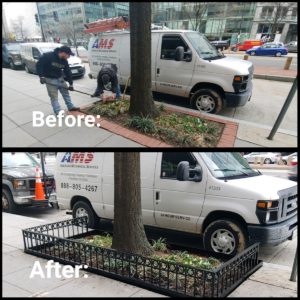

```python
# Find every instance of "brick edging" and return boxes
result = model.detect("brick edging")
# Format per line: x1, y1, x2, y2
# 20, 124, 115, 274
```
74, 104, 238, 147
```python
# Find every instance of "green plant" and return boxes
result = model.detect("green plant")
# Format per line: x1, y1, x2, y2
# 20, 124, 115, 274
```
125, 116, 156, 134
151, 238, 168, 252
158, 103, 165, 112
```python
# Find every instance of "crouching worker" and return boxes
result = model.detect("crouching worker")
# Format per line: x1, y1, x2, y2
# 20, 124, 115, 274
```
91, 63, 122, 100
36, 46, 80, 115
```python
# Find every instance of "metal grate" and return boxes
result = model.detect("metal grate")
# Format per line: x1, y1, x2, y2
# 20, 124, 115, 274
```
22, 217, 262, 298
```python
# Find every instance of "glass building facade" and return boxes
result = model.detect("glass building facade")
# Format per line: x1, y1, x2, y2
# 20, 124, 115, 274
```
152, 2, 256, 41
37, 2, 129, 46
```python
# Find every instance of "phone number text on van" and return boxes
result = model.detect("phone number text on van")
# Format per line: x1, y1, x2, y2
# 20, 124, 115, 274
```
60, 183, 98, 192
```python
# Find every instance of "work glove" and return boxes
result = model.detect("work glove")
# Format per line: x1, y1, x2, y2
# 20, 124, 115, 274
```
40, 77, 46, 84
68, 85, 74, 91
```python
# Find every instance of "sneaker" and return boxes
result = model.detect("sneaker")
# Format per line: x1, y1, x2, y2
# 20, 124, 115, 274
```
68, 107, 80, 112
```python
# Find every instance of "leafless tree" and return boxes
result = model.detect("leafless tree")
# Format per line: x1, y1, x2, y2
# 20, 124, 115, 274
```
11, 16, 28, 40
59, 11, 80, 55
112, 152, 154, 257
182, 2, 208, 31
264, 3, 294, 36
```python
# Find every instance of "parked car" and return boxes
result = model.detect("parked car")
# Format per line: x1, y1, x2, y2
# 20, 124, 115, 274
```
56, 152, 297, 255
243, 152, 281, 164
2, 152, 56, 213
20, 42, 85, 78
2, 43, 24, 69
284, 41, 297, 53
210, 40, 230, 50
281, 152, 297, 165
246, 43, 288, 57
290, 155, 297, 166
231, 40, 264, 52
288, 165, 297, 181
88, 29, 254, 114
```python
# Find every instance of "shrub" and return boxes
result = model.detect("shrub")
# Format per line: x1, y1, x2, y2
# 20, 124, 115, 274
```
125, 116, 156, 134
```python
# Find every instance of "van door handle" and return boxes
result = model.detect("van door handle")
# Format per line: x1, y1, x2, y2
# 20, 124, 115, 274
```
156, 68, 160, 76
155, 191, 160, 204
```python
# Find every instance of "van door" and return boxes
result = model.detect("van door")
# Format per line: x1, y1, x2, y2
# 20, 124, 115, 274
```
155, 34, 195, 97
30, 47, 41, 73
101, 153, 157, 226
153, 152, 206, 233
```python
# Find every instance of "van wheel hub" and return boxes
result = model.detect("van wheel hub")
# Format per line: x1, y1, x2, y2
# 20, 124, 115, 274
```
76, 207, 89, 219
195, 95, 215, 112
211, 229, 235, 254
2, 194, 9, 210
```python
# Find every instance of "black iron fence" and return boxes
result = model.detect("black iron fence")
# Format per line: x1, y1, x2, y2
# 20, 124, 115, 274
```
23, 217, 262, 297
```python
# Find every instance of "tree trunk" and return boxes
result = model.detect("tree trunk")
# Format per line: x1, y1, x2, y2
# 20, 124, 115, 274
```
112, 152, 154, 257
129, 2, 159, 118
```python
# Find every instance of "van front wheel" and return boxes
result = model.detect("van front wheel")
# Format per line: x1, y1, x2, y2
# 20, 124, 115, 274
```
203, 219, 247, 255
191, 89, 223, 114
72, 201, 100, 229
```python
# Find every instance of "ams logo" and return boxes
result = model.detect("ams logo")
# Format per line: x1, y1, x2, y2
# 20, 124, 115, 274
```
92, 38, 115, 49
61, 152, 94, 164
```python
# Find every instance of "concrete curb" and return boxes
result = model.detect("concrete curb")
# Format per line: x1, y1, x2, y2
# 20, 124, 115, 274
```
253, 74, 295, 82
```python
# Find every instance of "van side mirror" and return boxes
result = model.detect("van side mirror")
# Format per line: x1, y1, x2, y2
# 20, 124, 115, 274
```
33, 55, 40, 60
175, 46, 184, 61
176, 161, 202, 182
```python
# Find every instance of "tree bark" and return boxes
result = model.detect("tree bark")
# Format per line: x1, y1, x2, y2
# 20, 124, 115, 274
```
112, 152, 154, 257
129, 2, 159, 118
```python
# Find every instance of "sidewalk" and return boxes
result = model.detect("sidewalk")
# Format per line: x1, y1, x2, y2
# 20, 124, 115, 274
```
2, 213, 163, 297
3, 212, 297, 297
3, 68, 297, 148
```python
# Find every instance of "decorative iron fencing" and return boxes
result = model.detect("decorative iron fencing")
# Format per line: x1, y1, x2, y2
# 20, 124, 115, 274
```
23, 217, 262, 297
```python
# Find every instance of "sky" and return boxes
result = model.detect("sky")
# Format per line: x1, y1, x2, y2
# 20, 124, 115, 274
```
3, 2, 41, 37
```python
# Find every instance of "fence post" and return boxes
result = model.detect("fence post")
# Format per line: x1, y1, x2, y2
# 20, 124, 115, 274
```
267, 76, 297, 140
290, 247, 297, 282
284, 57, 293, 70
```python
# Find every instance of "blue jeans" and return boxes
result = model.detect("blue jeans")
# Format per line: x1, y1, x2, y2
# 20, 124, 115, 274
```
95, 84, 121, 98
45, 77, 75, 114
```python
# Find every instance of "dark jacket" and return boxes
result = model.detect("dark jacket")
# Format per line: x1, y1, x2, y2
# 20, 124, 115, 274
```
97, 63, 118, 94
36, 48, 73, 85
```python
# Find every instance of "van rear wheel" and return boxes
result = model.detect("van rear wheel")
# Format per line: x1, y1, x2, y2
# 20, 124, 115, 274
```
72, 201, 100, 229
191, 89, 223, 114
203, 219, 247, 255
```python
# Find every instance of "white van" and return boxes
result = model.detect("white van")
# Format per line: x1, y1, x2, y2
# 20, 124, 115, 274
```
56, 152, 297, 255
20, 42, 85, 77
87, 30, 253, 114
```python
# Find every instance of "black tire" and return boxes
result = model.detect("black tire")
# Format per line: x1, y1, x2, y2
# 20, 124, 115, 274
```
2, 188, 17, 213
282, 160, 287, 165
191, 88, 223, 114
72, 201, 99, 229
9, 59, 16, 70
275, 52, 282, 57
264, 158, 272, 164
250, 51, 256, 56
24, 64, 31, 74
203, 219, 247, 255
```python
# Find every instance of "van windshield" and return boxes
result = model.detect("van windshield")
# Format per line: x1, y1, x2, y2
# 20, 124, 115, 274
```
200, 152, 261, 179
40, 47, 56, 53
3, 152, 39, 168
185, 32, 223, 60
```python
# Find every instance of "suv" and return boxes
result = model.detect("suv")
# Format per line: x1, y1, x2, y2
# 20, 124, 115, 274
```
2, 43, 24, 69
2, 152, 56, 213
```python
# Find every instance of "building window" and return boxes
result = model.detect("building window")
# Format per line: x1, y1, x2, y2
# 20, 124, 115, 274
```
261, 7, 274, 19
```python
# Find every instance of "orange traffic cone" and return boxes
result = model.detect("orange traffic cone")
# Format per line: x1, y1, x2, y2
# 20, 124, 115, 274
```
34, 167, 45, 201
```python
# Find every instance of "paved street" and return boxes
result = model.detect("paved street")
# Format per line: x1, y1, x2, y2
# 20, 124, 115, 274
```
3, 64, 297, 147
225, 52, 297, 71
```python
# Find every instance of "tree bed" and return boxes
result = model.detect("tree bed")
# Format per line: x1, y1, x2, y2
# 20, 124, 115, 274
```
82, 100, 224, 147
23, 217, 262, 298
